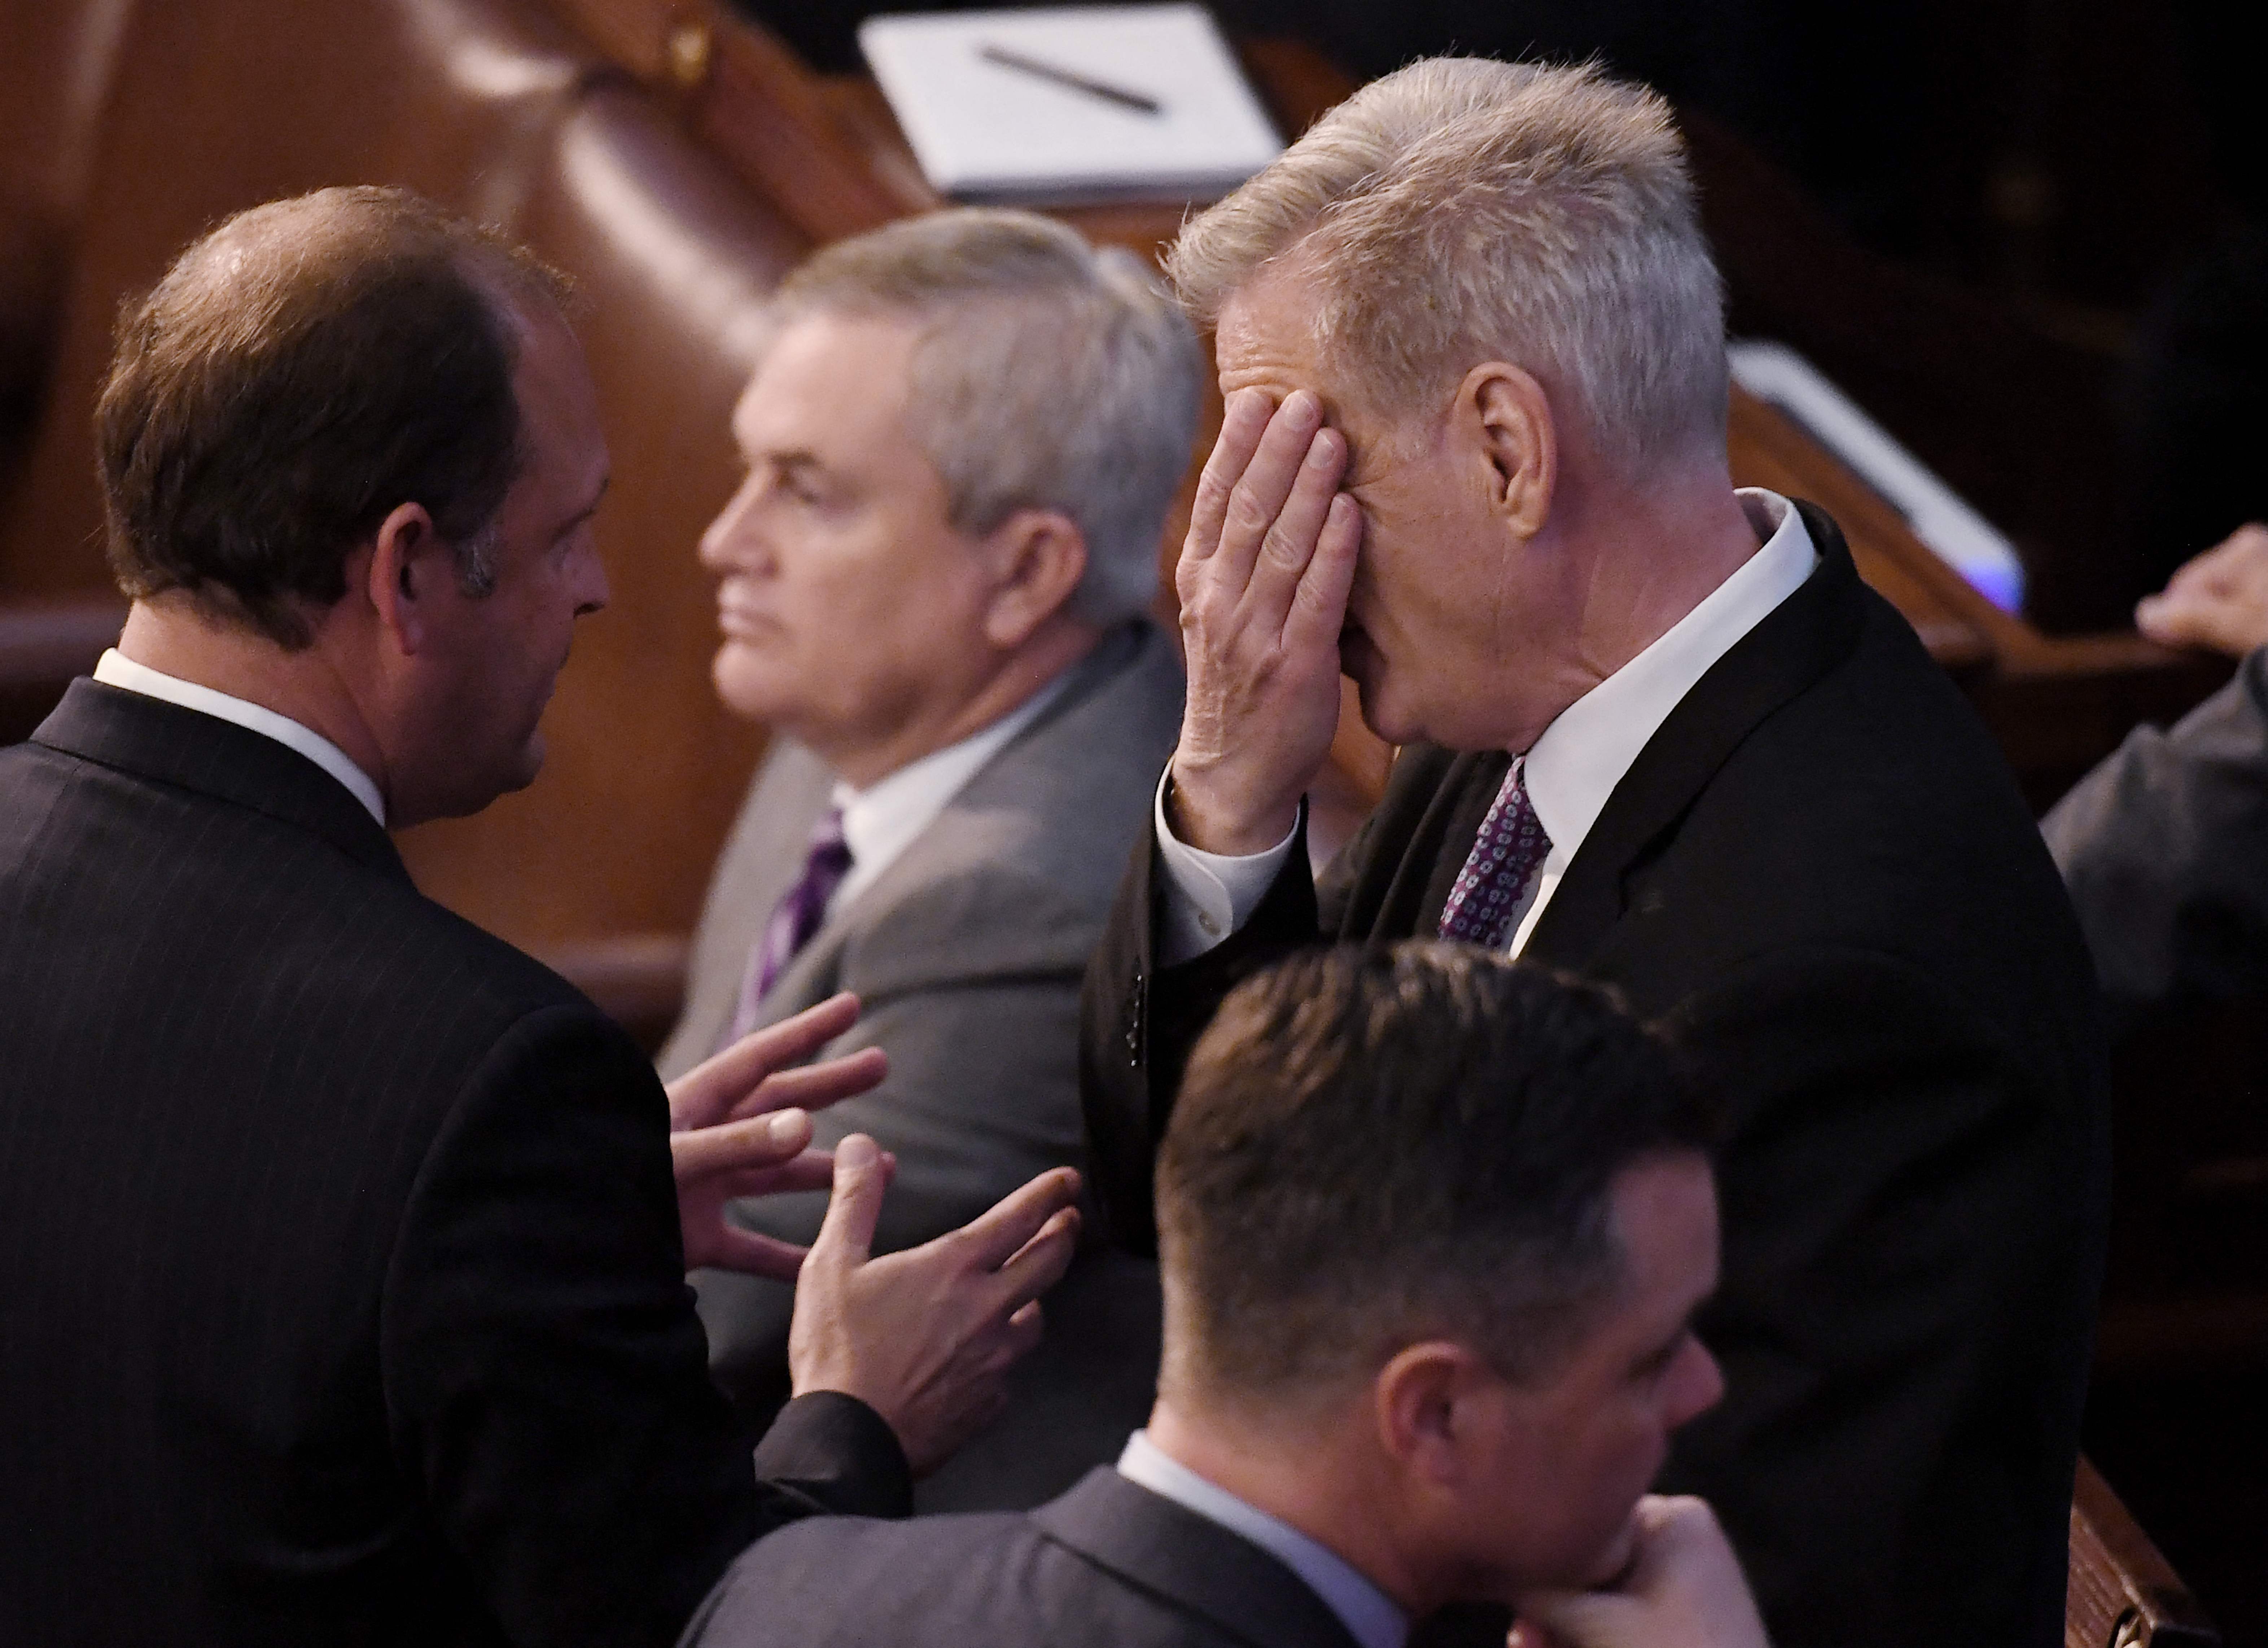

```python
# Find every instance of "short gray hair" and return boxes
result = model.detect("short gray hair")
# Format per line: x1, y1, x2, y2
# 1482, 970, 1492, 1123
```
1168, 59, 1726, 478
771, 209, 1203, 625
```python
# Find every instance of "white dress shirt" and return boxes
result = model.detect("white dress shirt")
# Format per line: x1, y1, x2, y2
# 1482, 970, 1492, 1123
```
92, 648, 388, 826
1157, 490, 1819, 964
1117, 1430, 1408, 1648
824, 668, 1071, 917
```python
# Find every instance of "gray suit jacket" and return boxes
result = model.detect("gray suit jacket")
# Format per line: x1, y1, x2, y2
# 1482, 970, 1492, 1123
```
2043, 645, 2268, 1035
660, 621, 1183, 1511
680, 1468, 1364, 1648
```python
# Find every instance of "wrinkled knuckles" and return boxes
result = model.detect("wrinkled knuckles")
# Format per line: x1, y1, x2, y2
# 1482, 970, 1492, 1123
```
1226, 493, 1274, 540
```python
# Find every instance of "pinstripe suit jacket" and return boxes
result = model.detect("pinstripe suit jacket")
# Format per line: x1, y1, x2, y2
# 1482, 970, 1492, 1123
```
0, 682, 908, 1648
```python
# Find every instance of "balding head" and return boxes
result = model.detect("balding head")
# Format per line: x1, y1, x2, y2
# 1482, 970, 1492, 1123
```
96, 186, 571, 647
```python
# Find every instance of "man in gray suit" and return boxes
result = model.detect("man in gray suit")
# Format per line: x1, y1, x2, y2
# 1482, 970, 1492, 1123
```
686, 946, 1768, 1648
658, 210, 1199, 1508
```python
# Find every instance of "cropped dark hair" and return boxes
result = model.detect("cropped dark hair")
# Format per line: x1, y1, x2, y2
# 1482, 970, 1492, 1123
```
95, 186, 570, 648
1157, 942, 1715, 1399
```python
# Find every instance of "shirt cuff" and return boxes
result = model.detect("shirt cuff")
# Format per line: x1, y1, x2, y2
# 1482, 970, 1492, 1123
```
1153, 770, 1299, 966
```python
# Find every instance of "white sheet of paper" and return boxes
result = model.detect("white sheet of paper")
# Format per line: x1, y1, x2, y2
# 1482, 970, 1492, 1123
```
859, 5, 1284, 203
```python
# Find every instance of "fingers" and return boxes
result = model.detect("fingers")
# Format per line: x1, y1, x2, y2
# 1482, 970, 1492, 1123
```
710, 992, 865, 1091
1284, 491, 1362, 652
1205, 391, 1329, 599
2167, 521, 2268, 595
710, 1147, 837, 1201
2138, 585, 2258, 655
988, 1204, 1080, 1316
723, 1046, 889, 1122
1004, 1297, 1045, 1359
1183, 388, 1278, 569
953, 1166, 1081, 1271
670, 1108, 813, 1184
666, 991, 863, 1129
2139, 522, 2268, 657
1240, 422, 1349, 632
697, 1223, 810, 1283
1512, 1588, 1624, 1648
807, 1132, 887, 1270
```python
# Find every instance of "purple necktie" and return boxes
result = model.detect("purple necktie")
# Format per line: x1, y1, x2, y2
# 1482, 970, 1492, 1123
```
1437, 763, 1552, 951
723, 806, 853, 1046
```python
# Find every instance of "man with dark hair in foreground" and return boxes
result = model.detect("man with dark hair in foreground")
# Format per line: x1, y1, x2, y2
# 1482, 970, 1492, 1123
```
686, 943, 1768, 1648
0, 187, 1079, 1647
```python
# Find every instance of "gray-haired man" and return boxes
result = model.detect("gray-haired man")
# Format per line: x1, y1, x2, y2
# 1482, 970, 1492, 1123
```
660, 209, 1200, 1509
1080, 57, 2105, 1648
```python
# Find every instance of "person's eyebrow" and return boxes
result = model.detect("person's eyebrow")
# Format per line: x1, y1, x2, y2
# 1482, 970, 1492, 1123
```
1629, 1303, 1707, 1379
555, 475, 609, 540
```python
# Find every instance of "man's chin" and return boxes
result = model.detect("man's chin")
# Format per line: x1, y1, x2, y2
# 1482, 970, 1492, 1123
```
1574, 1515, 1642, 1591
711, 644, 793, 722
509, 732, 546, 793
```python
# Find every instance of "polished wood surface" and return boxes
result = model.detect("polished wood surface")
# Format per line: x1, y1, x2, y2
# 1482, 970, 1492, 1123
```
2068, 1456, 2221, 1648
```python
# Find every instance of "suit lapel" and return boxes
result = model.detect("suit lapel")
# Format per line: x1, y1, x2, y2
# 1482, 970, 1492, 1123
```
757, 623, 1161, 1027
1034, 1470, 1365, 1648
1522, 500, 1866, 966
31, 680, 407, 883
1332, 746, 1510, 941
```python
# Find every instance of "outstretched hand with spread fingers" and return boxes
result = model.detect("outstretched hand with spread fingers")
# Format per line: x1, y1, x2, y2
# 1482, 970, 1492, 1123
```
788, 1134, 1082, 1476
665, 991, 890, 1278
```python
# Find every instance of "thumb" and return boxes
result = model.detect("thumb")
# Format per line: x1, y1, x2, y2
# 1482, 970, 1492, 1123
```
808, 1133, 885, 1270
1517, 1590, 1637, 1648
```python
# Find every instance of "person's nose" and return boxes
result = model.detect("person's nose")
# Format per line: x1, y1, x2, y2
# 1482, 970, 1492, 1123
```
699, 474, 768, 575
572, 537, 611, 618
1665, 1335, 1726, 1429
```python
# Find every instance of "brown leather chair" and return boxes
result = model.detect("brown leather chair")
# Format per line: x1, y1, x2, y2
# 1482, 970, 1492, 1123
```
0, 0, 136, 457
397, 76, 812, 960
0, 0, 833, 965
0, 0, 610, 598
0, 595, 124, 745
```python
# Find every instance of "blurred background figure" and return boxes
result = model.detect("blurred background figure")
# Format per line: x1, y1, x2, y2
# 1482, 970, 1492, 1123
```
661, 208, 1198, 1512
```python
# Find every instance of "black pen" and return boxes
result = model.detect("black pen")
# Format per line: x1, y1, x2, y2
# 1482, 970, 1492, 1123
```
977, 42, 1164, 115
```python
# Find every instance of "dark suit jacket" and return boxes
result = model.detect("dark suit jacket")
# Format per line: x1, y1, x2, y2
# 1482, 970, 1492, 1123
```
662, 622, 1183, 1514
1080, 506, 2109, 1648
682, 1467, 1362, 1648
2043, 643, 2268, 1035
0, 683, 909, 1648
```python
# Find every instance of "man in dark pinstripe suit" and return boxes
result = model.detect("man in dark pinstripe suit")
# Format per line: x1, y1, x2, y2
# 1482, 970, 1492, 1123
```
0, 187, 1079, 1647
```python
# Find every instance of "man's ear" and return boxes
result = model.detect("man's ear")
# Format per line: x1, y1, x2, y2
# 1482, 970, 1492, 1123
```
1463, 363, 1557, 540
979, 507, 1089, 648
365, 501, 445, 656
1374, 1340, 1504, 1491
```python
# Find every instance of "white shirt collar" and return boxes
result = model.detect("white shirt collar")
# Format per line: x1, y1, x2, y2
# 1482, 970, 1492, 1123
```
1117, 1431, 1408, 1648
1516, 488, 1815, 898
92, 649, 388, 826
828, 666, 1072, 912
